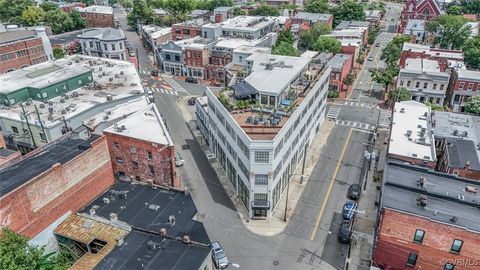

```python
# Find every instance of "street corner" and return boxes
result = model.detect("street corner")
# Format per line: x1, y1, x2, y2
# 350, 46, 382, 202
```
241, 215, 287, 237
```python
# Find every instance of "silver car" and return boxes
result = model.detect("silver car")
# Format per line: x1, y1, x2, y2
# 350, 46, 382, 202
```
174, 152, 184, 167
211, 241, 229, 269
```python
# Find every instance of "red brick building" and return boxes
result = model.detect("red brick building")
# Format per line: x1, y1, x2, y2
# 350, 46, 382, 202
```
328, 53, 353, 98
59, 2, 86, 13
399, 0, 441, 33
0, 27, 53, 74
103, 104, 180, 188
0, 134, 114, 237
205, 51, 232, 85
399, 43, 464, 72
184, 43, 210, 79
449, 69, 480, 112
78, 5, 115, 28
172, 20, 204, 41
292, 12, 333, 28
374, 161, 480, 270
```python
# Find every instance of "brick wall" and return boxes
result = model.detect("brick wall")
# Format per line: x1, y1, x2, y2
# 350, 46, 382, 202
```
374, 209, 480, 270
104, 132, 179, 188
80, 12, 114, 28
0, 136, 114, 237
172, 25, 202, 41
0, 38, 47, 73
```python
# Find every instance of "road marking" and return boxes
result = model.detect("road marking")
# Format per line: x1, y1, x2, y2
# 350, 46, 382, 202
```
310, 128, 353, 241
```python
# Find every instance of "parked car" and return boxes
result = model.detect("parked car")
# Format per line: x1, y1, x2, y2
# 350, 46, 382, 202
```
375, 42, 380, 47
150, 70, 159, 76
338, 219, 352, 243
185, 77, 198, 84
175, 152, 184, 167
367, 56, 374, 61
342, 201, 357, 220
211, 241, 229, 269
347, 184, 361, 201
187, 97, 196, 105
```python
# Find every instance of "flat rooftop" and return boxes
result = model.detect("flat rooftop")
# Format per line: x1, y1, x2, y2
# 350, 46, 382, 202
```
214, 37, 267, 50
103, 103, 173, 146
0, 30, 36, 44
402, 42, 464, 60
335, 20, 370, 30
217, 16, 275, 31
404, 19, 425, 32
94, 230, 210, 270
77, 5, 113, 14
293, 12, 332, 22
400, 58, 450, 81
456, 69, 480, 82
388, 101, 436, 162
0, 135, 100, 197
79, 181, 210, 245
382, 161, 480, 232
0, 55, 143, 128
77, 28, 125, 41
328, 53, 352, 71
233, 45, 271, 55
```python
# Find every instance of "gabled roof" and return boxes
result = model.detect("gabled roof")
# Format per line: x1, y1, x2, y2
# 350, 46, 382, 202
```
415, 0, 441, 17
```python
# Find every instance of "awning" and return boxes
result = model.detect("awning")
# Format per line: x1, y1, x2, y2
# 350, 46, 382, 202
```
251, 200, 270, 209
232, 82, 258, 98
281, 99, 292, 106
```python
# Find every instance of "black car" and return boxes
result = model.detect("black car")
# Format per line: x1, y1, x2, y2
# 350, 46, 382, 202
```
185, 77, 198, 84
150, 70, 159, 76
187, 97, 196, 105
338, 219, 352, 243
347, 184, 361, 201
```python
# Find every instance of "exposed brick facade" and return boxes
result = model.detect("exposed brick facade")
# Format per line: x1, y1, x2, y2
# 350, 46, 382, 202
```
449, 70, 480, 112
374, 209, 480, 270
172, 24, 202, 41
0, 37, 47, 73
0, 136, 114, 237
399, 47, 463, 72
79, 11, 114, 28
104, 132, 179, 188
329, 54, 353, 99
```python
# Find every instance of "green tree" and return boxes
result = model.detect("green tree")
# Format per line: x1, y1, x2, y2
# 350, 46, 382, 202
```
207, 0, 234, 10
69, 10, 86, 29
53, 47, 65, 59
465, 96, 480, 114
164, 0, 194, 22
119, 0, 134, 9
313, 36, 341, 53
426, 14, 471, 49
21, 6, 44, 26
380, 35, 411, 65
40, 1, 59, 12
367, 25, 381, 45
272, 41, 299, 56
249, 5, 279, 16
44, 9, 74, 34
463, 35, 480, 68
299, 23, 331, 49
276, 30, 294, 45
304, 0, 329, 14
447, 5, 463, 15
371, 65, 400, 92
232, 6, 245, 16
388, 87, 411, 102
0, 0, 35, 23
332, 0, 365, 27
127, 0, 154, 29
342, 72, 355, 86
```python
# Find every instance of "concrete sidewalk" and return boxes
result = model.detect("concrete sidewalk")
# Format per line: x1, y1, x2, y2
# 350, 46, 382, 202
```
176, 96, 335, 237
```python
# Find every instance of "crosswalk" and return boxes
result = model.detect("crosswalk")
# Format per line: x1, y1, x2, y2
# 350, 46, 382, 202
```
164, 78, 187, 93
145, 86, 179, 96
378, 109, 391, 129
335, 120, 376, 132
340, 101, 376, 109
327, 105, 342, 120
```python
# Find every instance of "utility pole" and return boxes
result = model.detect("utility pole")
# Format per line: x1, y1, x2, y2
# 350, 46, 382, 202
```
300, 143, 307, 184
20, 103, 37, 149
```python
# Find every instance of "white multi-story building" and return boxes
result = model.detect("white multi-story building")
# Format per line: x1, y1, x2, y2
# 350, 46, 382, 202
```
77, 28, 126, 60
204, 52, 330, 219
202, 16, 277, 40
397, 58, 450, 104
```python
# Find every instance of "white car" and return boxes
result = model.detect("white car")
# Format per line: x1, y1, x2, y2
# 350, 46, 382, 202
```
175, 152, 184, 167
211, 241, 229, 269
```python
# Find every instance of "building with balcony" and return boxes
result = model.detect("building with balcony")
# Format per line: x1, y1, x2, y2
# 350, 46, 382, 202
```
0, 26, 53, 73
397, 58, 450, 104
373, 161, 480, 270
77, 28, 126, 60
171, 19, 205, 41
206, 52, 330, 218
450, 69, 480, 112
77, 5, 115, 28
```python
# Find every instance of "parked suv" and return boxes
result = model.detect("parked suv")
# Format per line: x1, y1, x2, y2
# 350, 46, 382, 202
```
338, 219, 352, 243
185, 77, 198, 84
342, 201, 357, 220
347, 184, 361, 201
211, 241, 229, 269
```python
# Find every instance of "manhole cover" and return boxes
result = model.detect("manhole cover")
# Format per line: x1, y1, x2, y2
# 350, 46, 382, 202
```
182, 144, 190, 150
273, 260, 279, 266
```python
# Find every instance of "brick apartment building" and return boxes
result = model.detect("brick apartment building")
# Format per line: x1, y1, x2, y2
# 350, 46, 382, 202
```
0, 134, 114, 238
172, 19, 204, 41
0, 26, 53, 74
327, 53, 353, 98
77, 5, 115, 28
59, 2, 86, 13
374, 161, 480, 270
400, 43, 464, 72
292, 12, 333, 28
103, 104, 180, 188
184, 42, 211, 79
450, 69, 480, 112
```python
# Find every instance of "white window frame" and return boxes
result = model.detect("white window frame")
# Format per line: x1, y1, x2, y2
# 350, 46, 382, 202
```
254, 151, 270, 164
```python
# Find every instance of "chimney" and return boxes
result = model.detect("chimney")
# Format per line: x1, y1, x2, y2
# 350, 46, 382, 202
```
109, 213, 118, 222
464, 161, 470, 169
160, 228, 167, 236
182, 235, 190, 244
115, 236, 124, 246
147, 179, 154, 187
89, 206, 98, 216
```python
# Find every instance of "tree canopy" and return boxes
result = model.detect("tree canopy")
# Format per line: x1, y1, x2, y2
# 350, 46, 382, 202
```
426, 14, 471, 49
331, 0, 365, 27
313, 36, 341, 53
465, 96, 480, 114
304, 0, 329, 14
249, 5, 279, 16
447, 0, 480, 15
127, 0, 154, 29
387, 87, 412, 102
164, 0, 194, 22
272, 41, 299, 56
276, 30, 294, 45
299, 23, 331, 49
463, 35, 480, 69
380, 35, 411, 66
53, 47, 65, 59
446, 5, 463, 15
21, 6, 44, 26
0, 0, 35, 23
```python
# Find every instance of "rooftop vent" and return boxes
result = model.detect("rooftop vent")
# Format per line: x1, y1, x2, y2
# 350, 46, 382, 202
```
115, 236, 124, 247
89, 205, 99, 216
450, 216, 457, 223
148, 204, 160, 211
182, 235, 190, 244
160, 228, 167, 236
453, 129, 458, 136
418, 176, 426, 189
109, 213, 118, 222
169, 215, 176, 226
83, 219, 93, 229
417, 195, 427, 207
39, 104, 45, 109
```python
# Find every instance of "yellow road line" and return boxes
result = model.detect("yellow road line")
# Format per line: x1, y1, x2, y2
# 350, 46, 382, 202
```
310, 128, 353, 241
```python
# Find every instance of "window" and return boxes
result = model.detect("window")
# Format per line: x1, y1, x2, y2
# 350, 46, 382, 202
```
400, 80, 404, 86
407, 80, 411, 87
116, 157, 123, 164
39, 132, 47, 141
459, 82, 465, 90
415, 82, 420, 88
406, 252, 418, 266
11, 126, 18, 134
254, 174, 268, 185
130, 145, 136, 153
104, 43, 108, 50
114, 142, 120, 149
132, 161, 139, 168
254, 151, 270, 163
444, 263, 455, 270
111, 44, 116, 51
413, 229, 424, 243
174, 54, 180, 62
423, 82, 428, 89
433, 83, 437, 90
148, 165, 155, 175
450, 239, 463, 253
147, 151, 153, 160
440, 84, 445, 91
165, 53, 171, 61
89, 41, 93, 48
254, 193, 267, 201
135, 176, 141, 181
119, 42, 123, 49
467, 83, 473, 90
